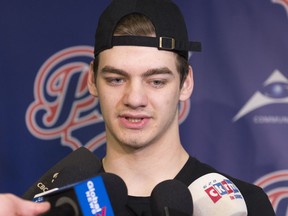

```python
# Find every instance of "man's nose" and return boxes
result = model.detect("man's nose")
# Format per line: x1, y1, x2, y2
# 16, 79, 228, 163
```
122, 81, 148, 109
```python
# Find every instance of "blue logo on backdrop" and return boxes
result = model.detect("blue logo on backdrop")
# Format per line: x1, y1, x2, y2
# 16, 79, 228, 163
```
233, 70, 288, 123
25, 46, 191, 151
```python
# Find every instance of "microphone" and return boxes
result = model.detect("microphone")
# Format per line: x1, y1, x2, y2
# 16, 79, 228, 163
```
33, 173, 128, 216
23, 147, 102, 200
188, 173, 248, 216
150, 179, 193, 216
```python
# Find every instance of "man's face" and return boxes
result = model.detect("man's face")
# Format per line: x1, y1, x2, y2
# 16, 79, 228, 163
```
89, 46, 193, 149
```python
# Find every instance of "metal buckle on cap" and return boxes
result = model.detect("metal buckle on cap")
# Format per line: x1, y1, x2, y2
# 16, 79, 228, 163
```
159, 37, 175, 50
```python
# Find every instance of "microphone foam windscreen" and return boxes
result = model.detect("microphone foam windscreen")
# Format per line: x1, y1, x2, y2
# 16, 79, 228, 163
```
99, 173, 128, 214
23, 147, 102, 200
150, 179, 193, 216
188, 173, 247, 216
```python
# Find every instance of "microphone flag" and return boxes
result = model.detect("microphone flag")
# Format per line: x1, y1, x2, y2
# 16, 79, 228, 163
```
33, 175, 115, 216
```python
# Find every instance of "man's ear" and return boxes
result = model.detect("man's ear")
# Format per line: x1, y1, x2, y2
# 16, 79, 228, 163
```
87, 61, 98, 97
179, 65, 194, 101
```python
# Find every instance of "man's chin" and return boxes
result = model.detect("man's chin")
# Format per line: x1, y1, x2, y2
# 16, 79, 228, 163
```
119, 139, 151, 151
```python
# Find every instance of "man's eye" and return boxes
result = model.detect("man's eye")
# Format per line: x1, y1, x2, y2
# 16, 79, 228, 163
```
150, 80, 166, 88
106, 77, 124, 85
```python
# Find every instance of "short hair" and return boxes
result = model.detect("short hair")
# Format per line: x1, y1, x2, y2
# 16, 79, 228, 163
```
93, 13, 189, 88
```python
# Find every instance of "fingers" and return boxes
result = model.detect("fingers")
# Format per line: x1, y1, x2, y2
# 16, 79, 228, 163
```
23, 199, 51, 216
0, 193, 50, 216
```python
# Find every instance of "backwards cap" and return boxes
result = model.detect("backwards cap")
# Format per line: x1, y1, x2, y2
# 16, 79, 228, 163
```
94, 0, 201, 59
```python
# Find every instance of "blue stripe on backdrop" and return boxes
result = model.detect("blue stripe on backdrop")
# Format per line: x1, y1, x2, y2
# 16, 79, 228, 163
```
0, 0, 287, 214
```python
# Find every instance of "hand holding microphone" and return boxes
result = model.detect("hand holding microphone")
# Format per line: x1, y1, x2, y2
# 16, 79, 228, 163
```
0, 193, 50, 216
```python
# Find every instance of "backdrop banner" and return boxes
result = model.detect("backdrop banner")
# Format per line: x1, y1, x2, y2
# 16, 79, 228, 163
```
0, 0, 287, 214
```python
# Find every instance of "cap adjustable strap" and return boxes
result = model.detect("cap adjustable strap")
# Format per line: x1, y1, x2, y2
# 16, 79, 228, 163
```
112, 36, 202, 52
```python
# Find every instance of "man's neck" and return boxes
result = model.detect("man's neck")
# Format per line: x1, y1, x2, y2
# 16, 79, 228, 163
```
102, 142, 189, 196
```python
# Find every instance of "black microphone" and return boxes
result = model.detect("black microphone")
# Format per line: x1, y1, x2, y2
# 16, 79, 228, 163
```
23, 147, 102, 200
34, 173, 128, 216
150, 179, 193, 216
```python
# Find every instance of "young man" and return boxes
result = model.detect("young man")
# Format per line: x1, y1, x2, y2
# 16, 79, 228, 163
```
85, 0, 275, 215
6, 0, 275, 215
88, 14, 194, 198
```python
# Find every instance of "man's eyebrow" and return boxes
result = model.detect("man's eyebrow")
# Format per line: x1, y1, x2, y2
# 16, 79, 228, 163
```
100, 66, 128, 76
100, 66, 174, 77
142, 67, 174, 78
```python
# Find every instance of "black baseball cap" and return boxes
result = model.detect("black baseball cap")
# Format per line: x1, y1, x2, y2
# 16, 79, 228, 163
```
94, 0, 201, 59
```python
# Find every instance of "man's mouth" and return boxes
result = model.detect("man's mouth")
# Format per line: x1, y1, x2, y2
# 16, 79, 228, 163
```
125, 117, 143, 123
119, 115, 150, 129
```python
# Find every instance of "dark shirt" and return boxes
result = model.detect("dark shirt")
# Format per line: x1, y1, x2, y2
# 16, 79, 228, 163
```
23, 151, 275, 216
125, 157, 275, 216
